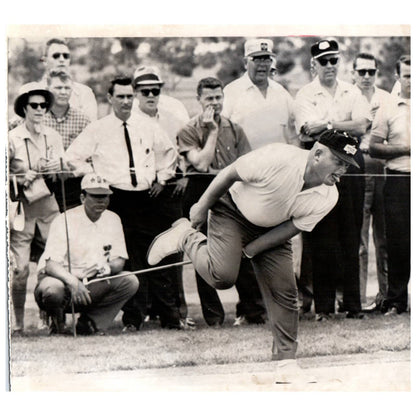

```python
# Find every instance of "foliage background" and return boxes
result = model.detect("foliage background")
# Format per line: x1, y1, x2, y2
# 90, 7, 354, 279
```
8, 36, 410, 118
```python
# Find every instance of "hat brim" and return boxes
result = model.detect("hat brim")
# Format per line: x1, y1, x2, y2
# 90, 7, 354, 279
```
246, 51, 276, 58
328, 148, 360, 169
313, 51, 340, 60
134, 80, 164, 87
83, 188, 113, 195
14, 89, 54, 118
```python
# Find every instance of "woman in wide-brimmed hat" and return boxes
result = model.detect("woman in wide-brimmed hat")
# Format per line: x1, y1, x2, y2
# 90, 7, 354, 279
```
9, 82, 66, 335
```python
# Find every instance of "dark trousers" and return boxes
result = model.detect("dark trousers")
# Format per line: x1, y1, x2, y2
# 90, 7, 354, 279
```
108, 187, 182, 329
306, 162, 365, 314
383, 170, 410, 312
183, 175, 265, 324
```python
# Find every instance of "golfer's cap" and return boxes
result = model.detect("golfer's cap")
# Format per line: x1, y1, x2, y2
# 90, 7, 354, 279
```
311, 40, 339, 59
244, 38, 276, 58
133, 65, 164, 87
81, 173, 113, 195
318, 129, 360, 169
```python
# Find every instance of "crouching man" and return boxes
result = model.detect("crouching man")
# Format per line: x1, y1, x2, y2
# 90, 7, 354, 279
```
148, 130, 360, 384
35, 173, 139, 335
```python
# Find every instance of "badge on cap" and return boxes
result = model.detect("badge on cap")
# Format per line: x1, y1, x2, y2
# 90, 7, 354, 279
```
343, 144, 357, 155
319, 41, 330, 50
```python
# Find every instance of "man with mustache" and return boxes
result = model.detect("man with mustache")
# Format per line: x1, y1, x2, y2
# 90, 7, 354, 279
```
295, 39, 371, 321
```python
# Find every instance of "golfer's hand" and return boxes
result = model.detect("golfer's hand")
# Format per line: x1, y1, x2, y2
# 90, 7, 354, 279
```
190, 202, 208, 230
68, 276, 91, 305
96, 263, 111, 278
172, 177, 189, 197
149, 182, 164, 198
201, 107, 218, 131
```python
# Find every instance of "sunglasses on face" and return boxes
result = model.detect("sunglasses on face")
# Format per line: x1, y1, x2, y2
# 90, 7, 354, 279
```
52, 52, 70, 60
317, 57, 339, 66
27, 102, 48, 110
139, 88, 161, 97
356, 69, 377, 76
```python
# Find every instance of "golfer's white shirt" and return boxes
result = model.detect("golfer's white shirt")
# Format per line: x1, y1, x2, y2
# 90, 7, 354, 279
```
37, 205, 128, 279
222, 72, 296, 149
229, 143, 338, 230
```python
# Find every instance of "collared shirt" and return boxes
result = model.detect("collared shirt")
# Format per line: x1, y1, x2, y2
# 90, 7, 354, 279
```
66, 112, 178, 190
229, 143, 338, 230
37, 205, 128, 279
44, 106, 91, 150
222, 72, 296, 149
294, 77, 371, 140
371, 95, 410, 172
9, 122, 65, 175
133, 94, 189, 145
354, 86, 392, 151
177, 114, 251, 172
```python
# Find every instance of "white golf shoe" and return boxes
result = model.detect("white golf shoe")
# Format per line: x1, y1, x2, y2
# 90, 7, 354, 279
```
275, 359, 317, 384
147, 218, 193, 265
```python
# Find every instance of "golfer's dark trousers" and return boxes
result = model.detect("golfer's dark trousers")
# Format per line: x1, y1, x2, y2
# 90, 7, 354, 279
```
306, 160, 365, 314
109, 186, 182, 329
383, 169, 410, 313
182, 175, 266, 325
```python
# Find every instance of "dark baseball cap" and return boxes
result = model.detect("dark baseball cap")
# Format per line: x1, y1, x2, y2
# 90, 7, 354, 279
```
311, 40, 339, 59
318, 129, 360, 168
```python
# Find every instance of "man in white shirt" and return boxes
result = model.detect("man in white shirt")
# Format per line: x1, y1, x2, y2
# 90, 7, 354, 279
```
351, 53, 390, 311
295, 39, 371, 321
222, 38, 297, 149
66, 76, 181, 331
147, 129, 359, 384
35, 173, 138, 335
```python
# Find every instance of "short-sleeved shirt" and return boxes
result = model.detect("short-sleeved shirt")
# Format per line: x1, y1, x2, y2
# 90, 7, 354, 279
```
229, 143, 338, 231
37, 205, 128, 279
177, 114, 251, 172
222, 72, 296, 149
44, 106, 90, 150
294, 77, 371, 140
371, 95, 410, 172
9, 123, 65, 175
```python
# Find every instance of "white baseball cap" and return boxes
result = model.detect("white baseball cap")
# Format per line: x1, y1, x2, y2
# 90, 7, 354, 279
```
133, 65, 164, 87
81, 173, 113, 195
244, 38, 276, 57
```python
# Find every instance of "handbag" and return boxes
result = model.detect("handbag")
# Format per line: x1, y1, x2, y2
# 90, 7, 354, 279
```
9, 176, 25, 231
22, 137, 52, 204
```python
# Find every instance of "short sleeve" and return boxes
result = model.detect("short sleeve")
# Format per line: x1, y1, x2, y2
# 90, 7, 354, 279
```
177, 124, 202, 155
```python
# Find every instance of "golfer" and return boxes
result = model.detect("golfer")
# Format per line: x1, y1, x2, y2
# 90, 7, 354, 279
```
147, 129, 360, 384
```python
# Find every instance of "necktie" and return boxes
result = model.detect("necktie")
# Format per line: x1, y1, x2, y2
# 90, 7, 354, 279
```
123, 122, 138, 187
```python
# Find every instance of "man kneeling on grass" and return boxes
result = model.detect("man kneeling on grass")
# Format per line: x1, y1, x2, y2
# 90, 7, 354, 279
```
148, 129, 359, 384
35, 173, 139, 335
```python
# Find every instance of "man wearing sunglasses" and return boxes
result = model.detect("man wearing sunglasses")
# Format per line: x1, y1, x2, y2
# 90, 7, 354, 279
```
66, 76, 182, 332
132, 65, 194, 329
294, 39, 371, 321
369, 55, 411, 316
351, 53, 391, 312
9, 82, 66, 334
222, 38, 297, 150
19, 38, 97, 122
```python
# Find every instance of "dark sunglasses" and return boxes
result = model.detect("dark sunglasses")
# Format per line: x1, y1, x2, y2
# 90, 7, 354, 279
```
356, 69, 377, 76
52, 52, 70, 60
27, 102, 48, 110
139, 88, 161, 97
317, 57, 339, 66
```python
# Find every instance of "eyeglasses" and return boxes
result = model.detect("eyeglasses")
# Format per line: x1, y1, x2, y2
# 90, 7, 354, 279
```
356, 69, 377, 76
139, 88, 161, 97
52, 52, 70, 60
317, 57, 339, 66
248, 56, 273, 63
27, 102, 48, 110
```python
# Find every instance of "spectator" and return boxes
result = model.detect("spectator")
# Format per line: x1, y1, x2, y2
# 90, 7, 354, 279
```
148, 130, 359, 384
9, 82, 65, 334
66, 76, 181, 331
178, 77, 259, 326
351, 53, 390, 310
369, 55, 411, 315
21, 38, 98, 121
44, 69, 91, 211
295, 39, 371, 321
35, 173, 138, 335
222, 38, 297, 149
132, 65, 192, 328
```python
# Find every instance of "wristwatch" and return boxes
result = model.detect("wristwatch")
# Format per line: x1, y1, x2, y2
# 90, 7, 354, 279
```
327, 121, 333, 130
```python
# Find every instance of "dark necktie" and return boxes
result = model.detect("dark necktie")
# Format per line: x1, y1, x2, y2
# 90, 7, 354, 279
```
123, 122, 138, 187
